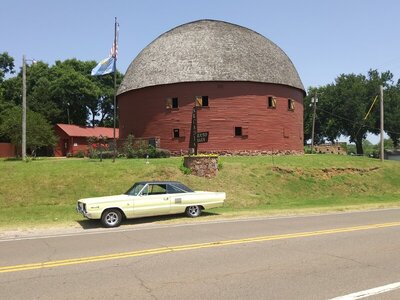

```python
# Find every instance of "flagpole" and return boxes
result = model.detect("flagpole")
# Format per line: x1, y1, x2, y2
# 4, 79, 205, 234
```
112, 17, 117, 163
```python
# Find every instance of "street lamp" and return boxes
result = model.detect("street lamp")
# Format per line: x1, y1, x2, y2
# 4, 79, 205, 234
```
22, 55, 36, 161
310, 94, 318, 154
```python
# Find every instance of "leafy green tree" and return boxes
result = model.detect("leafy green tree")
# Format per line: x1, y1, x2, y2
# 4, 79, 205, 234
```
304, 85, 342, 145
1, 55, 123, 128
384, 82, 400, 147
50, 61, 99, 126
331, 73, 371, 154
0, 99, 16, 142
0, 76, 21, 104
47, 59, 123, 127
306, 70, 393, 154
0, 107, 57, 157
0, 52, 14, 82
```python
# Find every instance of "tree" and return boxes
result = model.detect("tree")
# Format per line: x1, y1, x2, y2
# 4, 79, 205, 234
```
304, 85, 342, 145
0, 107, 57, 157
1, 55, 123, 128
0, 99, 16, 142
306, 70, 393, 155
332, 73, 371, 154
47, 59, 123, 127
384, 82, 400, 147
0, 52, 14, 82
50, 63, 99, 126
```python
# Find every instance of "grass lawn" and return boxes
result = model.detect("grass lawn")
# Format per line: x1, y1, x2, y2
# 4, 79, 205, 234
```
0, 155, 399, 229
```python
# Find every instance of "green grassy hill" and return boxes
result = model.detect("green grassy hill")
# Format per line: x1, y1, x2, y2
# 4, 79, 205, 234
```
0, 155, 399, 228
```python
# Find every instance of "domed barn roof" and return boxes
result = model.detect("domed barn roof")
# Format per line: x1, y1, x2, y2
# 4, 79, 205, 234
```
118, 19, 304, 95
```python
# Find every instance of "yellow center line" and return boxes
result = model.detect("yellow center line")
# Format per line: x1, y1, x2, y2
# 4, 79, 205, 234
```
1, 221, 400, 274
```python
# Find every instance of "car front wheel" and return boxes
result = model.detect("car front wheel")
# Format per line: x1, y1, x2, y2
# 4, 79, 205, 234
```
101, 209, 122, 228
185, 205, 202, 218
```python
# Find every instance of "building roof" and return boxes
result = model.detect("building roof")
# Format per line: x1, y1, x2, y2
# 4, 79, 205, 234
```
118, 19, 304, 95
56, 124, 119, 138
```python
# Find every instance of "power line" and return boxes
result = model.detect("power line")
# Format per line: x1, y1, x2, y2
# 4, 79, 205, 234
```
316, 107, 400, 136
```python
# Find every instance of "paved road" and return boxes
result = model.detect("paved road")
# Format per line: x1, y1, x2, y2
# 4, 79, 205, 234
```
1, 209, 400, 299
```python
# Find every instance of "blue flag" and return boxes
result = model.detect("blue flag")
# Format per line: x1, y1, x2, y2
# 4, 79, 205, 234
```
91, 56, 115, 76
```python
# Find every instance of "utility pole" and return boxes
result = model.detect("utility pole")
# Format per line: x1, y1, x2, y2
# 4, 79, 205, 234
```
112, 17, 118, 163
22, 55, 27, 161
380, 85, 384, 162
310, 93, 318, 154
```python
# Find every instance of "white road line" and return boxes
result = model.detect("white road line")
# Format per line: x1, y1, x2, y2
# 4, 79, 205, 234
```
1, 207, 399, 242
330, 282, 400, 300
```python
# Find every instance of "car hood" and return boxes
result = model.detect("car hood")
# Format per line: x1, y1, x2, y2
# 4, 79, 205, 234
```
78, 194, 131, 204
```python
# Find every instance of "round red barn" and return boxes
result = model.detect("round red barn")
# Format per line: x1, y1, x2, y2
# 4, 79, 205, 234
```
117, 20, 305, 155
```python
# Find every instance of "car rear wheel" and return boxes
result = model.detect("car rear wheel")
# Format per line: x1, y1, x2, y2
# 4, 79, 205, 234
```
185, 205, 202, 218
101, 209, 122, 228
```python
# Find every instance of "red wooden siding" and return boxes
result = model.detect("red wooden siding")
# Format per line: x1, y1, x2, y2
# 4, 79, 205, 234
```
0, 143, 16, 158
118, 81, 304, 154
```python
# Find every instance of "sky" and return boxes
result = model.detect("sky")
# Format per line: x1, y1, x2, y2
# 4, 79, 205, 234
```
2, 0, 400, 142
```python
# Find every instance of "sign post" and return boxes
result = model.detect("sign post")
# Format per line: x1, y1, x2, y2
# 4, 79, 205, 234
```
189, 106, 198, 155
189, 100, 210, 155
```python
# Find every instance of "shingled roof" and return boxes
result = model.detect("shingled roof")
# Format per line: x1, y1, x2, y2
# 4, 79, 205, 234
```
118, 19, 304, 95
56, 124, 119, 138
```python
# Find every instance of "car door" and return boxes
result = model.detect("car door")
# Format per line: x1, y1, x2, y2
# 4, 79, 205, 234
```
167, 183, 189, 213
133, 184, 171, 217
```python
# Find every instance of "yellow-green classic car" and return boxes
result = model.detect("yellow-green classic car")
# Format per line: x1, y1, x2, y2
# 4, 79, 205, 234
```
77, 181, 226, 228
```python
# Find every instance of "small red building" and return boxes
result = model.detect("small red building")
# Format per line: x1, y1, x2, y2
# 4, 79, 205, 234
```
0, 143, 16, 158
54, 124, 119, 157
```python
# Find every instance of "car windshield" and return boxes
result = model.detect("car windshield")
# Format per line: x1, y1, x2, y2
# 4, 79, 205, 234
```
125, 183, 146, 196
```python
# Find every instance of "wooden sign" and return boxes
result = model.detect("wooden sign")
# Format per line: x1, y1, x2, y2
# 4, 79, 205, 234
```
196, 132, 209, 143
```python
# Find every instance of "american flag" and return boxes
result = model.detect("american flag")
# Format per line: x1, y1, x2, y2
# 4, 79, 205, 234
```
110, 22, 119, 59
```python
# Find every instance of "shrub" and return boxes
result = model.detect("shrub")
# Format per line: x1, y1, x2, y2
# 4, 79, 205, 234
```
122, 134, 136, 158
73, 150, 85, 158
218, 160, 223, 170
122, 138, 170, 159
156, 148, 171, 158
179, 162, 192, 175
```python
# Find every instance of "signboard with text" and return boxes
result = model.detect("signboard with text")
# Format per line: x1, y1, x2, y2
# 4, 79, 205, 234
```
196, 132, 209, 143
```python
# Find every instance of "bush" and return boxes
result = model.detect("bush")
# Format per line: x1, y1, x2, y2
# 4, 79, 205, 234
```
73, 150, 85, 158
122, 134, 136, 158
100, 151, 115, 159
146, 147, 170, 158
87, 148, 98, 159
218, 160, 223, 170
122, 139, 171, 159
179, 162, 192, 175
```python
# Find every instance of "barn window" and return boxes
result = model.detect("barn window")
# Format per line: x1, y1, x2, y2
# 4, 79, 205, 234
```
196, 96, 209, 107
235, 127, 242, 136
166, 97, 179, 109
173, 129, 180, 138
288, 99, 295, 111
172, 98, 178, 108
268, 96, 276, 109
235, 126, 248, 137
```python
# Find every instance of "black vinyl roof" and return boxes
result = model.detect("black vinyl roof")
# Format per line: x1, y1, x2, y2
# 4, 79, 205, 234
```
136, 181, 193, 192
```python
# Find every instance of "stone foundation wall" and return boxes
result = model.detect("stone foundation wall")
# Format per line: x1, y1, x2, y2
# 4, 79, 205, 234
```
314, 144, 346, 155
173, 150, 303, 156
183, 156, 219, 177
